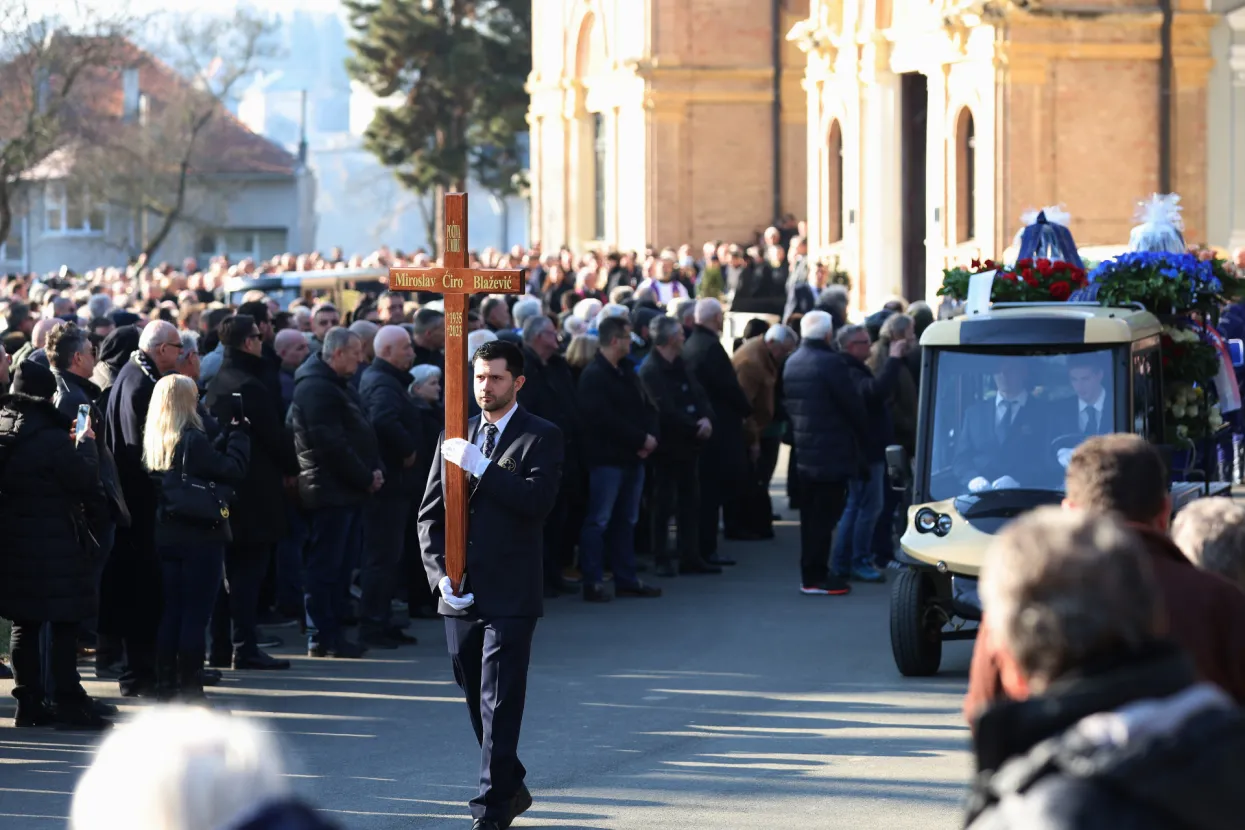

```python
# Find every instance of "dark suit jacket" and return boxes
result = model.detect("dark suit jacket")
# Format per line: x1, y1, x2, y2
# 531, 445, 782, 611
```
951, 397, 1054, 489
419, 405, 564, 619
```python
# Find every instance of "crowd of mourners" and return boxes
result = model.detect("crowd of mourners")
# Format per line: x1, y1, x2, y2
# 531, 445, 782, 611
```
6, 228, 1245, 830
0, 219, 927, 729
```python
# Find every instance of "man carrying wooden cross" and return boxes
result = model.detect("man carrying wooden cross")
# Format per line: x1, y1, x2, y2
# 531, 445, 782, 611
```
402, 194, 565, 830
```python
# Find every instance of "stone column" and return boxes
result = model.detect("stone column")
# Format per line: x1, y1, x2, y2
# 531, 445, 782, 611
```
1227, 9, 1245, 250
860, 35, 902, 308
924, 66, 949, 306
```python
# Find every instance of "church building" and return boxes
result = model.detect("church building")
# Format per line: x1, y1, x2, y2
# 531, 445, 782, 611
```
526, 0, 811, 253
792, 0, 1225, 308
528, 1, 1245, 311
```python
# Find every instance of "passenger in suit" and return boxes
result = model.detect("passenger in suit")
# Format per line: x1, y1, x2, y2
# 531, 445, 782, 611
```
952, 360, 1055, 492
418, 339, 565, 830
1064, 353, 1110, 437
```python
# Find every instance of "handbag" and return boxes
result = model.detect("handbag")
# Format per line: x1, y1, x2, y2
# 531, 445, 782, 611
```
159, 439, 234, 528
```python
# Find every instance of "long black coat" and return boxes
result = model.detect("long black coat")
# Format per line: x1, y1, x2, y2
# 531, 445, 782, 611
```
682, 325, 752, 451
638, 350, 714, 462
290, 355, 381, 509
518, 346, 585, 483
418, 407, 564, 618
104, 354, 161, 549
0, 394, 108, 622
358, 357, 425, 498
205, 350, 299, 545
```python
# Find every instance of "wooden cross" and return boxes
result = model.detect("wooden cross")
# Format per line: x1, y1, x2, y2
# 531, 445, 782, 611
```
388, 192, 523, 593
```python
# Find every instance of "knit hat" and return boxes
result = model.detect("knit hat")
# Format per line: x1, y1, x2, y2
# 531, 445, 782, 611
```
97, 324, 141, 374
11, 359, 56, 400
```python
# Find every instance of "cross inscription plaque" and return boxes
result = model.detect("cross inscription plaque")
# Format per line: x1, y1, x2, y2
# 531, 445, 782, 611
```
388, 192, 523, 594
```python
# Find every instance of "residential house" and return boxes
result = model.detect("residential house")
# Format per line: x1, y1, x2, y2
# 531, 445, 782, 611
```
1, 36, 316, 276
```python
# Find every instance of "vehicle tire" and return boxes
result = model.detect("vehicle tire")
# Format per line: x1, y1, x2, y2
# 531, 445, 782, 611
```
890, 568, 943, 677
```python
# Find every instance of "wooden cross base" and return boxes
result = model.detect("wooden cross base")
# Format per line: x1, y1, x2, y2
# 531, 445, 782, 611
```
388, 193, 522, 593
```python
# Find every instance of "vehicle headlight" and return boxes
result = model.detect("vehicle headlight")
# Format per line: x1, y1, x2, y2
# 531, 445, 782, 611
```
935, 513, 953, 537
915, 508, 938, 534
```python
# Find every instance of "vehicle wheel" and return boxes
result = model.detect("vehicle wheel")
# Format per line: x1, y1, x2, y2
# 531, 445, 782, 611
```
890, 568, 943, 677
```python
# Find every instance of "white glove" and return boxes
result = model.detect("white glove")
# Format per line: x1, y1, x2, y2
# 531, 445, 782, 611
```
992, 475, 1020, 490
968, 476, 991, 494
438, 575, 475, 611
442, 437, 489, 478
1057, 447, 1074, 468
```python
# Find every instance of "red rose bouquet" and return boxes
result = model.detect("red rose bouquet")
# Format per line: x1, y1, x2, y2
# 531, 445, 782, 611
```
938, 257, 1088, 303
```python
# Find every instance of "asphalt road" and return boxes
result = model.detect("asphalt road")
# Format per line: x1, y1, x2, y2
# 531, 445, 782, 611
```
0, 476, 974, 829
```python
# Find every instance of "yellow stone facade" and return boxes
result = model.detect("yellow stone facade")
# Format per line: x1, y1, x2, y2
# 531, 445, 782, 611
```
795, 0, 1219, 310
526, 0, 811, 253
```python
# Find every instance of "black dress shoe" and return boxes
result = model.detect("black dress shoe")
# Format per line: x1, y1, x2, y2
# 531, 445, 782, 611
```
471, 821, 501, 830
207, 653, 232, 669
359, 629, 400, 650
385, 626, 418, 644
501, 784, 533, 829
309, 641, 367, 659
680, 559, 722, 575
202, 668, 222, 686
234, 650, 291, 670
583, 583, 612, 603
707, 555, 737, 566
615, 582, 662, 598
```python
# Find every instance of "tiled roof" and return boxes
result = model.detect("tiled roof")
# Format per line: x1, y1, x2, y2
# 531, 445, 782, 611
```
3, 35, 297, 179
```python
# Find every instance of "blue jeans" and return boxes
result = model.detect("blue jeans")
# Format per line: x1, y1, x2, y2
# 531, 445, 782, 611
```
305, 505, 363, 648
578, 465, 645, 587
831, 463, 885, 574
157, 543, 225, 657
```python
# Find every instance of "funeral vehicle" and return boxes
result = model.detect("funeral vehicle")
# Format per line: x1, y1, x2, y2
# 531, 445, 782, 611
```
885, 302, 1233, 677
224, 267, 387, 311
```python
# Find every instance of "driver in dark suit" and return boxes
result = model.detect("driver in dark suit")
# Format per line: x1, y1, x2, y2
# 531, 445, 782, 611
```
952, 360, 1054, 492
419, 339, 564, 830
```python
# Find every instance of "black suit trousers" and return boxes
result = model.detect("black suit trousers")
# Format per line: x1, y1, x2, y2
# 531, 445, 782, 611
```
445, 615, 537, 824
650, 458, 700, 565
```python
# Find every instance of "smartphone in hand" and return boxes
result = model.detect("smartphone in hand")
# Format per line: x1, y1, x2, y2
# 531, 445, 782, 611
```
75, 404, 90, 444
231, 392, 245, 422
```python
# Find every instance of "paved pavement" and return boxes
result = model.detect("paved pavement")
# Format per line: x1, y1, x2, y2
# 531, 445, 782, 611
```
0, 475, 974, 829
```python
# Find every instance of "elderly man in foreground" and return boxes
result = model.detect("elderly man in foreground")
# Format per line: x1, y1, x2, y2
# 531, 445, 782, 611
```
965, 507, 1245, 829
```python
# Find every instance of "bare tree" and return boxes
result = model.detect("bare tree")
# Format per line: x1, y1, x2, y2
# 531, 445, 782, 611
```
0, 0, 137, 248
73, 7, 278, 261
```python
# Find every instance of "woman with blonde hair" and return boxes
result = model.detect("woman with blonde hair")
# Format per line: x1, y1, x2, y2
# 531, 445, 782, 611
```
565, 333, 600, 383
144, 374, 250, 701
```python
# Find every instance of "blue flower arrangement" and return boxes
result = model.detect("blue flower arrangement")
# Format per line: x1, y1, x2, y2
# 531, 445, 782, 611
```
1086, 251, 1231, 318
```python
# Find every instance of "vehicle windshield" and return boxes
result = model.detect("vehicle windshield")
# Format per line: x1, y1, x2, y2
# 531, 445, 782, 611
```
926, 348, 1118, 502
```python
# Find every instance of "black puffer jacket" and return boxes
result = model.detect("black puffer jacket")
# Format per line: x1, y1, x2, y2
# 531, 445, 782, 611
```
0, 394, 108, 622
782, 338, 870, 483
152, 426, 251, 548
358, 357, 424, 498
289, 355, 381, 508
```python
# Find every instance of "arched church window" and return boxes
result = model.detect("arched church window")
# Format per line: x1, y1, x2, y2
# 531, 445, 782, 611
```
956, 108, 976, 243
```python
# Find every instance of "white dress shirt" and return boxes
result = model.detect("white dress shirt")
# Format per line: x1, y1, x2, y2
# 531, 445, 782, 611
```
474, 403, 518, 453
1079, 389, 1106, 433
